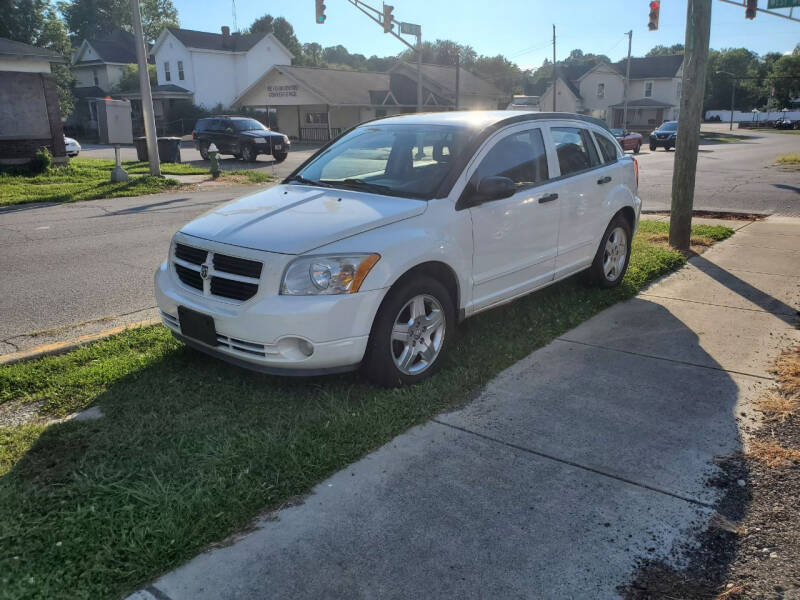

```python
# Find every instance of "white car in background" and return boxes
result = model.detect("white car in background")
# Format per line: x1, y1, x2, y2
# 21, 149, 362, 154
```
155, 111, 641, 386
64, 136, 81, 157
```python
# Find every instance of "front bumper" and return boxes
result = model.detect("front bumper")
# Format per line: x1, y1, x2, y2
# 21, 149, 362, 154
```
649, 136, 675, 147
154, 261, 384, 373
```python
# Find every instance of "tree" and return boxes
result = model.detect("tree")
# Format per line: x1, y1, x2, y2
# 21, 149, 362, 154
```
0, 0, 48, 44
112, 63, 156, 92
58, 0, 177, 43
473, 54, 522, 95
646, 44, 685, 56
303, 42, 323, 65
246, 14, 301, 61
768, 53, 800, 109
39, 6, 75, 117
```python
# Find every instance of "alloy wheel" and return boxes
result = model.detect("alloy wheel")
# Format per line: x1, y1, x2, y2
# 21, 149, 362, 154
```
603, 226, 628, 282
390, 294, 446, 375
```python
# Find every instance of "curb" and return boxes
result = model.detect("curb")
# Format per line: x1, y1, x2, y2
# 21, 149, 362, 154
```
0, 318, 160, 366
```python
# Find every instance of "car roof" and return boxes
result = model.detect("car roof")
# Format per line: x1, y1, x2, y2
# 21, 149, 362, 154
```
370, 110, 611, 132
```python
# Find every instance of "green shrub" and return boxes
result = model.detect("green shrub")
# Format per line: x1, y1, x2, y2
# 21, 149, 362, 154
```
30, 147, 52, 173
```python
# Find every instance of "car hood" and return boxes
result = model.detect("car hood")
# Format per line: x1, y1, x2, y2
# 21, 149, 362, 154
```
180, 184, 427, 254
240, 131, 283, 139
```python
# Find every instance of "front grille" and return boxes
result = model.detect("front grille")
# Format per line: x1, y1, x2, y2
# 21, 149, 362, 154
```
210, 277, 259, 301
175, 263, 203, 290
175, 243, 207, 265
172, 241, 263, 302
213, 253, 262, 278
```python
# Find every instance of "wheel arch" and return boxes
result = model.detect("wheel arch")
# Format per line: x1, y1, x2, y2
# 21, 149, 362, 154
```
380, 260, 462, 322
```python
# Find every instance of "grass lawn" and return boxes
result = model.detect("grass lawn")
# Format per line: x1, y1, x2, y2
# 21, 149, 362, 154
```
776, 152, 800, 166
636, 219, 734, 247
0, 223, 731, 600
0, 159, 272, 207
698, 131, 748, 143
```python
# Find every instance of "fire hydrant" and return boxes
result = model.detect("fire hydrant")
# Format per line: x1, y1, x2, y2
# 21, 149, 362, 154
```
208, 142, 220, 179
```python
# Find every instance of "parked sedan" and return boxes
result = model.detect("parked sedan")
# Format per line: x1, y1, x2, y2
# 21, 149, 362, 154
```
611, 128, 642, 153
649, 121, 678, 151
156, 111, 641, 386
64, 136, 81, 157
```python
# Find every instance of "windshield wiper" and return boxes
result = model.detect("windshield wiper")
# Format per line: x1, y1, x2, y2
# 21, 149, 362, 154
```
286, 175, 332, 188
321, 178, 395, 195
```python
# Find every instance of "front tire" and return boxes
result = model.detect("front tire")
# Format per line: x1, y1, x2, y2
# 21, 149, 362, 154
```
241, 144, 258, 162
362, 276, 455, 387
587, 215, 632, 288
649, 142, 657, 152
273, 151, 288, 163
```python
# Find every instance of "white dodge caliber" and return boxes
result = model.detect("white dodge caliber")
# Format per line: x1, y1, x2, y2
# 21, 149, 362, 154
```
155, 111, 641, 385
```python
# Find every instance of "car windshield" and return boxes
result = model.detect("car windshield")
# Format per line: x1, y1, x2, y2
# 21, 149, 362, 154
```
290, 124, 474, 200
611, 128, 624, 136
233, 118, 267, 132
660, 121, 678, 131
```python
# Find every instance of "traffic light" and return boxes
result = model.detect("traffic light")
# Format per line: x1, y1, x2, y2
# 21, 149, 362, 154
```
648, 0, 660, 31
315, 0, 326, 24
745, 0, 757, 19
382, 4, 394, 33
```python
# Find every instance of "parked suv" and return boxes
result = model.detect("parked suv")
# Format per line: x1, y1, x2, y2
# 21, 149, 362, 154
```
193, 116, 290, 162
157, 111, 641, 386
649, 120, 678, 151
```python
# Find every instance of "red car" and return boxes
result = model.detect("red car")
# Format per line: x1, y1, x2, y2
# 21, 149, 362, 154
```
611, 128, 643, 154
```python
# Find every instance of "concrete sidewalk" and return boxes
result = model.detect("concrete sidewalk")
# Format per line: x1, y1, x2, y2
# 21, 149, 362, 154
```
128, 217, 800, 600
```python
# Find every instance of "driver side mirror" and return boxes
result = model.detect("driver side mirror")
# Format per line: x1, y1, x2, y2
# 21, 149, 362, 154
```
477, 176, 516, 201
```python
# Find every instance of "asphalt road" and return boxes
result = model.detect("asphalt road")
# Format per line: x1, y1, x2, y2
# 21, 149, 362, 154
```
1, 126, 797, 355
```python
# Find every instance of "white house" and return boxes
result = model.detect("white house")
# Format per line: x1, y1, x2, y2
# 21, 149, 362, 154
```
149, 26, 294, 109
537, 55, 684, 131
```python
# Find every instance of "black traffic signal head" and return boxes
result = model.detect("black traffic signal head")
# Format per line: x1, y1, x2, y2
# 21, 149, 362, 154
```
383, 4, 394, 33
745, 0, 757, 19
315, 0, 326, 24
648, 0, 660, 31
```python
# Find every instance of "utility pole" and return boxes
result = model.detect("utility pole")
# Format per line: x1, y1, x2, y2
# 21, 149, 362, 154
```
131, 0, 160, 176
622, 30, 632, 130
552, 24, 557, 111
454, 52, 460, 110
416, 28, 423, 112
669, 0, 712, 251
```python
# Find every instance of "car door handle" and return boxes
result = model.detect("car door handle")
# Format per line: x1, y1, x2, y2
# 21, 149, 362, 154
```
597, 176, 612, 185
538, 193, 558, 203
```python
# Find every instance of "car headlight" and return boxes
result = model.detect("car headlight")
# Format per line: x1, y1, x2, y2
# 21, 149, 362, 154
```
280, 254, 380, 295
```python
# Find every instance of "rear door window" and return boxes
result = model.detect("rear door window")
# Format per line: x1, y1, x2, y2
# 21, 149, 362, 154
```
474, 128, 549, 189
594, 131, 620, 164
551, 127, 601, 177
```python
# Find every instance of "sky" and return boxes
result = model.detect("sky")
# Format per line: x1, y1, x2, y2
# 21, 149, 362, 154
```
173, 0, 799, 68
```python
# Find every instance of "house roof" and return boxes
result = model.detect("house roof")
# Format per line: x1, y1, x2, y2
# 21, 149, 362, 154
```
74, 29, 152, 65
73, 86, 108, 98
392, 62, 505, 99
166, 27, 264, 52
0, 37, 65, 62
237, 65, 391, 106
609, 97, 673, 108
613, 54, 683, 79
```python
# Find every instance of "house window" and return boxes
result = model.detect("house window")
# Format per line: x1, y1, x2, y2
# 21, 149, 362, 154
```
596, 82, 605, 98
164, 61, 171, 82
93, 69, 99, 86
305, 112, 328, 124
676, 81, 682, 99
178, 61, 184, 81
644, 81, 653, 97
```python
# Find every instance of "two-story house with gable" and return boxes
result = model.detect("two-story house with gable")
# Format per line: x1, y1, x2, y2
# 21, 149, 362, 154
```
537, 54, 684, 132
148, 26, 294, 109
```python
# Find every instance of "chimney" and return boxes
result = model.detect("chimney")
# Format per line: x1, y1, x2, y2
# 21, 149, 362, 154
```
221, 26, 230, 48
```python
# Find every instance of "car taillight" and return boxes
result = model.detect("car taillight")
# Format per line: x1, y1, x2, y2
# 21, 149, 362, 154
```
633, 157, 639, 187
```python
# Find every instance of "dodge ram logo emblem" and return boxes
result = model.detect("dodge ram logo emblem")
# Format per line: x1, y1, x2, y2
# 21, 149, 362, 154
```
200, 263, 209, 279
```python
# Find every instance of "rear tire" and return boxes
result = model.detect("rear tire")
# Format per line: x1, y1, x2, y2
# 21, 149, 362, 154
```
586, 215, 632, 288
634, 142, 641, 154
362, 276, 455, 387
199, 143, 209, 160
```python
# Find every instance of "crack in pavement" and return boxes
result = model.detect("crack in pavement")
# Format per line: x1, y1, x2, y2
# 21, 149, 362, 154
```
639, 293, 799, 317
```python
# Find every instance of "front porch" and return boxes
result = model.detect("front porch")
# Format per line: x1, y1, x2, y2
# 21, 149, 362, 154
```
610, 98, 675, 133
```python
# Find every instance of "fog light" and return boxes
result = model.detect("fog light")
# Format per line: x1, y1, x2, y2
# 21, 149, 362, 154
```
276, 337, 314, 360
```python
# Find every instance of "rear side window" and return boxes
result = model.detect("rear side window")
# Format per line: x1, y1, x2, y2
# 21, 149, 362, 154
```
474, 128, 549, 188
551, 127, 600, 177
594, 132, 620, 164
195, 119, 211, 132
